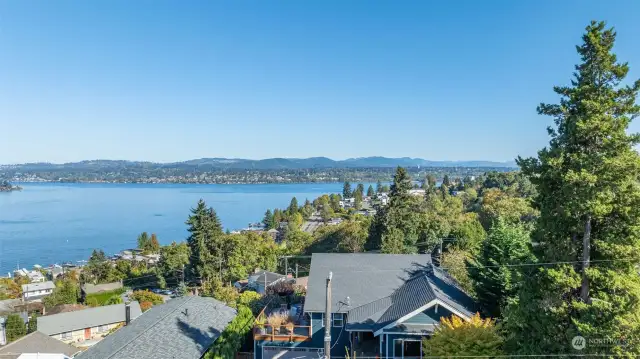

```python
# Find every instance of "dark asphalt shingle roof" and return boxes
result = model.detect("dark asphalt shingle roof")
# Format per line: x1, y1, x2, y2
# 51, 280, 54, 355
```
304, 253, 477, 332
305, 253, 432, 313
0, 331, 80, 357
78, 296, 237, 359
38, 302, 142, 335
248, 270, 287, 286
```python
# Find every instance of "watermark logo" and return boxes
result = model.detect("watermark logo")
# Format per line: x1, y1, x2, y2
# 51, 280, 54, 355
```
572, 336, 586, 350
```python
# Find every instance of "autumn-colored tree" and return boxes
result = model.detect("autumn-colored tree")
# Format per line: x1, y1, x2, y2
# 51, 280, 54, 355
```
422, 314, 503, 357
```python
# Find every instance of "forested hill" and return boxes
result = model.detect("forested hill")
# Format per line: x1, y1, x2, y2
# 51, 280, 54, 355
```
2, 157, 516, 170
0, 157, 516, 184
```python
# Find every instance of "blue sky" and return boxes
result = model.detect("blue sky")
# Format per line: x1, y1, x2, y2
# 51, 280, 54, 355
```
1, 1, 639, 164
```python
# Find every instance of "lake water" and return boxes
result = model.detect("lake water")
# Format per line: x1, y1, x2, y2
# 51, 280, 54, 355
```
0, 182, 353, 275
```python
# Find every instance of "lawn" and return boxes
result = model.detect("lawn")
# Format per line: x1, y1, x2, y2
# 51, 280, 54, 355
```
85, 288, 126, 307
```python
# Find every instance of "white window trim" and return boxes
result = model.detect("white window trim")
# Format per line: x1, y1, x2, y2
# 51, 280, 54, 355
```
332, 313, 344, 327
393, 338, 422, 359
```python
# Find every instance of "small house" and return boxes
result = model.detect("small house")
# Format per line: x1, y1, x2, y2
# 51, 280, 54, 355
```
38, 302, 142, 344
22, 281, 55, 301
77, 296, 237, 359
0, 331, 80, 359
252, 253, 477, 359
13, 268, 46, 283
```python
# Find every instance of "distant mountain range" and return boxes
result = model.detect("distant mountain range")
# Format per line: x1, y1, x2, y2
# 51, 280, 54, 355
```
3, 157, 517, 170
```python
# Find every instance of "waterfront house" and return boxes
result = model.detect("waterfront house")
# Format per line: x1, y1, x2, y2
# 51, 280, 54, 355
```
252, 253, 477, 359
13, 268, 46, 283
22, 281, 55, 301
38, 302, 142, 345
0, 331, 80, 359
77, 296, 237, 359
47, 264, 65, 280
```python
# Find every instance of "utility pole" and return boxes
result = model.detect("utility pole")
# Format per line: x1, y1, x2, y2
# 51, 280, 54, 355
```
324, 272, 332, 359
181, 264, 185, 285
295, 263, 299, 279
285, 256, 288, 276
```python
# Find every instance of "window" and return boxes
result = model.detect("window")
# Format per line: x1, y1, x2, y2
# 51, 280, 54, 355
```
98, 325, 109, 333
61, 332, 73, 339
332, 313, 344, 327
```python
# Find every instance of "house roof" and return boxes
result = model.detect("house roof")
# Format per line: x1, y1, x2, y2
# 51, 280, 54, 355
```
46, 303, 88, 316
77, 296, 237, 359
82, 281, 123, 294
0, 299, 21, 314
21, 281, 55, 293
0, 331, 80, 357
305, 253, 433, 313
304, 253, 477, 332
38, 302, 142, 335
248, 270, 286, 286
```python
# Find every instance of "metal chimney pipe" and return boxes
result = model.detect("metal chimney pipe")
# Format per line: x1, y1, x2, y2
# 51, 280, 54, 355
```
125, 304, 131, 326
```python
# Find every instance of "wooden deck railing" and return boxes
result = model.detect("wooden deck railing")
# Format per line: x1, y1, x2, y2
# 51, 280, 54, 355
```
253, 306, 312, 342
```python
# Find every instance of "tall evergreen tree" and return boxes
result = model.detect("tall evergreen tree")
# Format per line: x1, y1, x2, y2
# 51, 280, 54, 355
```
376, 180, 383, 194
288, 197, 299, 215
185, 199, 224, 282
468, 219, 532, 318
262, 209, 274, 229
376, 167, 420, 253
367, 185, 375, 197
356, 183, 365, 196
354, 189, 363, 210
507, 21, 640, 355
343, 181, 352, 199
442, 174, 451, 187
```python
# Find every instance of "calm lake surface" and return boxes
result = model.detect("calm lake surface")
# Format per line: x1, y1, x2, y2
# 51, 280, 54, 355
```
0, 182, 351, 275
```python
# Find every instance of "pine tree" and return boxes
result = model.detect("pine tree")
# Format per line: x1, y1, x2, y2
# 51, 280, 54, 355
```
185, 199, 224, 281
288, 197, 298, 215
137, 232, 150, 251
262, 209, 274, 229
442, 174, 451, 187
507, 21, 640, 355
377, 167, 420, 253
354, 190, 363, 210
376, 180, 383, 194
356, 183, 365, 196
468, 219, 532, 318
366, 185, 374, 197
343, 181, 352, 198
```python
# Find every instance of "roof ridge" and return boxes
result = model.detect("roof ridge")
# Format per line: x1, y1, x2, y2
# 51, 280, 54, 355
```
102, 296, 196, 359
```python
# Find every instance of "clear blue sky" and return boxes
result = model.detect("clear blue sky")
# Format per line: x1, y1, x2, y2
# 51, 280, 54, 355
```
1, 1, 639, 164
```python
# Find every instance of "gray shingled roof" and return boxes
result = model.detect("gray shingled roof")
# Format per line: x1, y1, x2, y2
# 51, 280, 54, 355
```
21, 281, 55, 293
78, 296, 237, 359
0, 331, 80, 357
305, 253, 432, 313
304, 253, 477, 332
248, 270, 286, 286
38, 302, 142, 335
